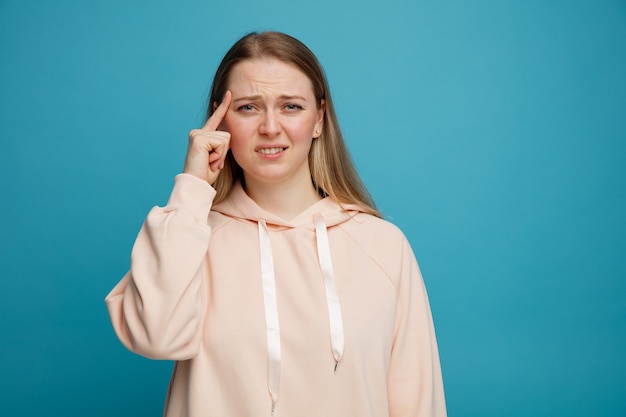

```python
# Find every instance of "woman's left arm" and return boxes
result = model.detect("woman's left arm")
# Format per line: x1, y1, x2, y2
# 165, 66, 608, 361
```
387, 238, 447, 417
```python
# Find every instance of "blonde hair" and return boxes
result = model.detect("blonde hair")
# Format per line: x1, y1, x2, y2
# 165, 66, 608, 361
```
208, 31, 380, 218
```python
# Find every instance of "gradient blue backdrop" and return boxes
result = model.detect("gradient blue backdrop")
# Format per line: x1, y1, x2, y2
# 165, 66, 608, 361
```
1, 0, 624, 415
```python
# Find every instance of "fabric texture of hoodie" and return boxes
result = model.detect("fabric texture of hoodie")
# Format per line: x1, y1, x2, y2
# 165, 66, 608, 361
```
105, 173, 447, 417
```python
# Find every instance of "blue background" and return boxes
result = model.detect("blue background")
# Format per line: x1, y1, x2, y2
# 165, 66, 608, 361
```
1, 0, 625, 415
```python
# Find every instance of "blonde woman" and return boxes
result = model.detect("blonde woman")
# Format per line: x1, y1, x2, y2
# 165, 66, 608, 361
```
106, 31, 446, 417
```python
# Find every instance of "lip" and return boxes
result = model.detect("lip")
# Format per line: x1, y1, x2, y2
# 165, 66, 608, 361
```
254, 145, 288, 159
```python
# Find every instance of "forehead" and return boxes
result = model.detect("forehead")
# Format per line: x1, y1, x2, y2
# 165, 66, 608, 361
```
227, 58, 314, 95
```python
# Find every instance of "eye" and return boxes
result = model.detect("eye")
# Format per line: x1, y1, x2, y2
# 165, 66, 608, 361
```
237, 104, 256, 112
284, 103, 303, 111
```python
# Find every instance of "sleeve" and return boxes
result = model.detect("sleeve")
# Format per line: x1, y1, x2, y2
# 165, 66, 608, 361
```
104, 173, 216, 360
387, 238, 447, 417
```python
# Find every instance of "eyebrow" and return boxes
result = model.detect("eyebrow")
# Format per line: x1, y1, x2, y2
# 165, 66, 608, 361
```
232, 94, 308, 103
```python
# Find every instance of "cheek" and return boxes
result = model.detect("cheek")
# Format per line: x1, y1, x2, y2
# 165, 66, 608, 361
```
227, 133, 247, 158
224, 116, 252, 141
283, 118, 317, 139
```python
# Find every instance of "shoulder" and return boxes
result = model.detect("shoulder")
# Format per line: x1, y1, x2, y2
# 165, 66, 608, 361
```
338, 212, 409, 246
207, 210, 237, 232
334, 213, 415, 282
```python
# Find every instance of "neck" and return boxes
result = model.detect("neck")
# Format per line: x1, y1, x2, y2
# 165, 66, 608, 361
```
243, 175, 322, 220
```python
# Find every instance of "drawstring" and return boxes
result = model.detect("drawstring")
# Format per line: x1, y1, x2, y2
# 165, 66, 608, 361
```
257, 215, 345, 414
258, 220, 281, 413
313, 214, 345, 370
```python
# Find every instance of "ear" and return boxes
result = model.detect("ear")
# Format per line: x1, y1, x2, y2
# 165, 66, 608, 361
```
313, 99, 325, 138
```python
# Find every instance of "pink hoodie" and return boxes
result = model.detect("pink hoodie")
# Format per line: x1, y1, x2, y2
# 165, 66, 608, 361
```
105, 173, 446, 417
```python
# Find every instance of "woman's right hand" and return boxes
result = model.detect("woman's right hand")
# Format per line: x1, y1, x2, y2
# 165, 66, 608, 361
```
183, 91, 233, 184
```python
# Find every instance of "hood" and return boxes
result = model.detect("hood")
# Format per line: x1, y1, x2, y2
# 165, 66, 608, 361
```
211, 181, 364, 414
212, 181, 366, 229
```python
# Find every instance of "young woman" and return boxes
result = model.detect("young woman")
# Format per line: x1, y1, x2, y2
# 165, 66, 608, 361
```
106, 31, 446, 417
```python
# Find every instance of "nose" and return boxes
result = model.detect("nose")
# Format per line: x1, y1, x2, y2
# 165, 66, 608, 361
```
258, 109, 281, 138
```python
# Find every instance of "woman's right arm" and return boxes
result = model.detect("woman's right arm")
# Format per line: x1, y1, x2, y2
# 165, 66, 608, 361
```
105, 92, 233, 360
105, 174, 216, 360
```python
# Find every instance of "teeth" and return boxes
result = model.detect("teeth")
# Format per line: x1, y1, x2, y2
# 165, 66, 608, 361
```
258, 147, 284, 155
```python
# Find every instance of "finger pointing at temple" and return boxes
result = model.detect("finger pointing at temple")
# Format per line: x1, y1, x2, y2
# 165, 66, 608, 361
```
183, 91, 232, 184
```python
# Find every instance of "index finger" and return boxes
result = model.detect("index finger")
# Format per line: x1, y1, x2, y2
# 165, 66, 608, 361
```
203, 90, 232, 131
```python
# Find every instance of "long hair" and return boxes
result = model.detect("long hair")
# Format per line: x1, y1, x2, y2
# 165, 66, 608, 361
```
208, 31, 380, 217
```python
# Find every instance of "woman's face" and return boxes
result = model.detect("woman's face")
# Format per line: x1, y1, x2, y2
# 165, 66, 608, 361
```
222, 58, 324, 188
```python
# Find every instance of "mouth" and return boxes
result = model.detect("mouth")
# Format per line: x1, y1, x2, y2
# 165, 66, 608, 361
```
256, 146, 287, 155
